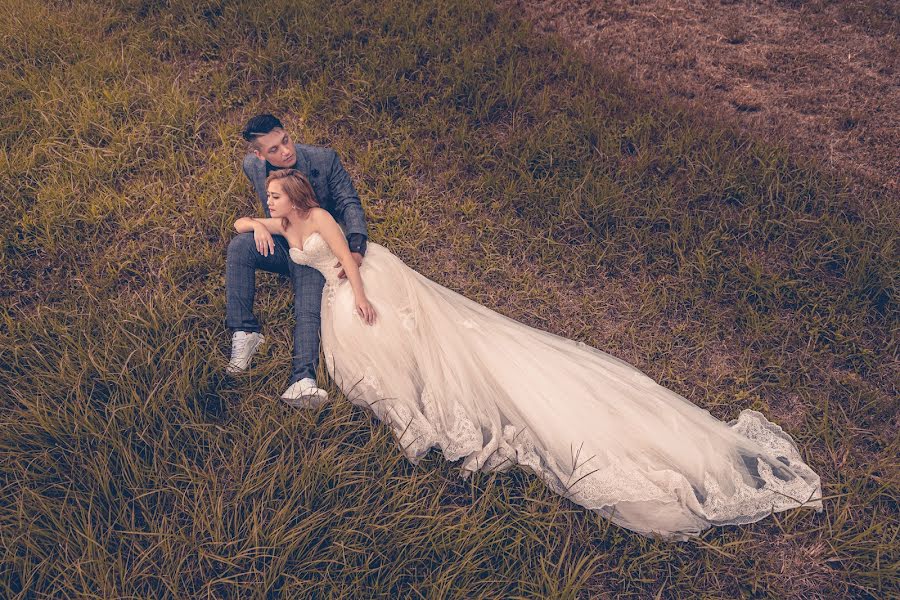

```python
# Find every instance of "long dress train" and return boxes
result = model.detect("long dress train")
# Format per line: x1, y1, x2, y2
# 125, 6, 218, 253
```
289, 232, 823, 539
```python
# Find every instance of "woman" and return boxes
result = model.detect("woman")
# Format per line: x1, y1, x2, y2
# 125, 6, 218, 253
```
234, 168, 823, 540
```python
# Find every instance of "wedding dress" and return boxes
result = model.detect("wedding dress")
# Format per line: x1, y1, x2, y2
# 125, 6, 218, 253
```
289, 232, 823, 539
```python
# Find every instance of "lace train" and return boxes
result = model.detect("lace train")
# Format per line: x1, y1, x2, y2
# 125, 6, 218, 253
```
290, 233, 823, 539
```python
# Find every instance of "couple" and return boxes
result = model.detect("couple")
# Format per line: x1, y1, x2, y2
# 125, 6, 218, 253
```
225, 114, 823, 540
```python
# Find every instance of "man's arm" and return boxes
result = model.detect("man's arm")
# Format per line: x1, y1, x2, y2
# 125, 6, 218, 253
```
242, 154, 270, 218
326, 149, 368, 254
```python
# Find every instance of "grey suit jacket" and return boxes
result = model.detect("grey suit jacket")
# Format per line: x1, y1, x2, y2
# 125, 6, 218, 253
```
242, 143, 368, 240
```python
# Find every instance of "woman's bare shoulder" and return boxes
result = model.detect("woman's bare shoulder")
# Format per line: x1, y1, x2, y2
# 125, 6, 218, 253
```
309, 207, 334, 223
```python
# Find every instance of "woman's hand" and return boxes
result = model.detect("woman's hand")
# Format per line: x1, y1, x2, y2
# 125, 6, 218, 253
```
253, 222, 276, 257
356, 295, 377, 325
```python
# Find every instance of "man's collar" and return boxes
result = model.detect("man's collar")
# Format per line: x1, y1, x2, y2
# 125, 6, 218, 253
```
265, 158, 297, 174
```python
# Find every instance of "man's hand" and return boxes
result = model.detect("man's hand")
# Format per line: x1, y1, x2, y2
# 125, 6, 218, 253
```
335, 252, 364, 279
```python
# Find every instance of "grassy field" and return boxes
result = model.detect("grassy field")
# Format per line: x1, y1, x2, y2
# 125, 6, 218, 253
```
1, 0, 897, 597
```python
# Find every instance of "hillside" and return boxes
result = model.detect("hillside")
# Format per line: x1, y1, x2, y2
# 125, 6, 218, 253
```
1, 0, 896, 597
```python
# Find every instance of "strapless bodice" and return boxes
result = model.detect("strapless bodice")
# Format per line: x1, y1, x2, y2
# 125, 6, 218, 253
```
288, 232, 342, 285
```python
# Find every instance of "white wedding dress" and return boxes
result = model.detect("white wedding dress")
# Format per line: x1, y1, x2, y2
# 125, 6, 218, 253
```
289, 232, 823, 539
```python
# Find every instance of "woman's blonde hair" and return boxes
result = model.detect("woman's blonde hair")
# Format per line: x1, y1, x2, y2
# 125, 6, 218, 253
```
266, 169, 320, 230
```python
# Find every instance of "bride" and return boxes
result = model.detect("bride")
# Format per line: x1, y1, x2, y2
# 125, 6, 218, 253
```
235, 168, 823, 540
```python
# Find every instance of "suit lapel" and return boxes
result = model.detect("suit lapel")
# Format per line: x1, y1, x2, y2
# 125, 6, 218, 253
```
292, 144, 328, 206
293, 143, 310, 179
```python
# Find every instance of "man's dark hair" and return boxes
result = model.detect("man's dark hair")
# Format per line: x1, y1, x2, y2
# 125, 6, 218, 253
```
241, 114, 284, 143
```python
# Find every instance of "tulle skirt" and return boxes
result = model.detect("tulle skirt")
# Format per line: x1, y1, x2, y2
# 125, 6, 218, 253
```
318, 242, 823, 539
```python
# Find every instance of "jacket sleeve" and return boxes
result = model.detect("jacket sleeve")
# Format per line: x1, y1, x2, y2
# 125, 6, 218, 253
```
242, 154, 270, 218
326, 149, 368, 239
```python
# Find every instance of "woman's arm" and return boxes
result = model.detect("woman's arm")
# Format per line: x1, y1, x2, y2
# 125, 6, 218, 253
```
312, 208, 377, 324
233, 217, 284, 257
234, 217, 284, 236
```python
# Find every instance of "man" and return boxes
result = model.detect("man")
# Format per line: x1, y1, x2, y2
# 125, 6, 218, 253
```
225, 114, 368, 406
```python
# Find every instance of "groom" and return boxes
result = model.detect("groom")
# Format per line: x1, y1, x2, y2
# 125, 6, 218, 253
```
225, 113, 368, 405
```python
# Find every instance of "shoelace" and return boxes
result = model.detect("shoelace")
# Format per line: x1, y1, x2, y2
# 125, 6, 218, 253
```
230, 334, 251, 360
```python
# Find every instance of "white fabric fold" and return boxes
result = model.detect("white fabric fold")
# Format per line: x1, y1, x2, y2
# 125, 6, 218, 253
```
289, 233, 823, 539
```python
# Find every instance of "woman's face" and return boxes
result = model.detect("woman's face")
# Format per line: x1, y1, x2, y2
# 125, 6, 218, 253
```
266, 179, 293, 218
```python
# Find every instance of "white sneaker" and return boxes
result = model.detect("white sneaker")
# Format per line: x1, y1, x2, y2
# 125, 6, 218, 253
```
227, 331, 265, 373
281, 377, 329, 408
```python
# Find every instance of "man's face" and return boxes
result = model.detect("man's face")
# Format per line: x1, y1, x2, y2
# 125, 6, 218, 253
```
252, 128, 296, 167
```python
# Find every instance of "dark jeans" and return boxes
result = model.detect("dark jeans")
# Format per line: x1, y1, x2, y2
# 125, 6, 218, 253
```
225, 232, 325, 384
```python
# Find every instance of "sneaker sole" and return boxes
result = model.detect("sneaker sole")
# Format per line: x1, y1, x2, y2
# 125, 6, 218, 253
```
281, 389, 329, 408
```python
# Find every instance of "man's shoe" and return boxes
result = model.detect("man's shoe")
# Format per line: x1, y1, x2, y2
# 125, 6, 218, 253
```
227, 331, 265, 374
281, 377, 329, 408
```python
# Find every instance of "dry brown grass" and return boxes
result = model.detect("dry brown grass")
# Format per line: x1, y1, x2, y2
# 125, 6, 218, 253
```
1, 0, 897, 597
502, 0, 899, 203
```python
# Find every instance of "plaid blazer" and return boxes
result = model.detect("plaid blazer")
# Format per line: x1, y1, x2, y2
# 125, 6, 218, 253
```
242, 143, 368, 239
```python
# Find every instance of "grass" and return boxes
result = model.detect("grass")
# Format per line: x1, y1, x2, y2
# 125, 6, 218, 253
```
1, 0, 897, 596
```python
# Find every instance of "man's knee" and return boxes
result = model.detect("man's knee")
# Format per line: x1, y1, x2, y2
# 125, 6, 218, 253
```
227, 232, 257, 261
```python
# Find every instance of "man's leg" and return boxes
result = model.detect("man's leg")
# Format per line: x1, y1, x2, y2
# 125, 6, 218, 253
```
289, 261, 326, 385
225, 232, 290, 332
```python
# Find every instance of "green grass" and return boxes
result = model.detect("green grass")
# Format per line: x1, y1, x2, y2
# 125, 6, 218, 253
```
1, 0, 897, 596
